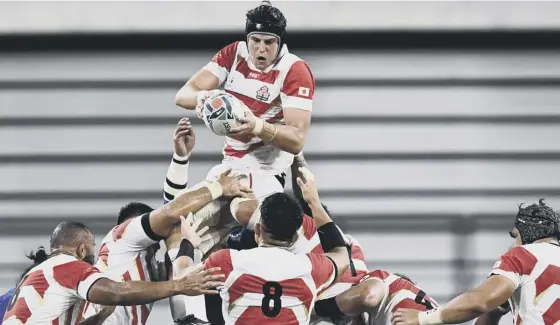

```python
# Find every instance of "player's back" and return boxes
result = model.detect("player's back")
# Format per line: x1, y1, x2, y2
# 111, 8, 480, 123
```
362, 270, 438, 325
205, 247, 336, 325
491, 242, 560, 325
3, 254, 105, 325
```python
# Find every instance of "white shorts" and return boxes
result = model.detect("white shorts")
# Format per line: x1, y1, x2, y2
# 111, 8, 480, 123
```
204, 160, 285, 201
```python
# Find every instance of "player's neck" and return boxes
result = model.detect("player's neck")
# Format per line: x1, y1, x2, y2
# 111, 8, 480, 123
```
259, 240, 290, 249
50, 247, 79, 259
533, 237, 560, 245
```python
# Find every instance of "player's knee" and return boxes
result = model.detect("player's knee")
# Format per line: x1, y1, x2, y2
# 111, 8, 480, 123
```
231, 198, 259, 227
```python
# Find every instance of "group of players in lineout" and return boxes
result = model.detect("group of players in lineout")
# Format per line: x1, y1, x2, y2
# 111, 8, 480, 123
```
2, 2, 559, 325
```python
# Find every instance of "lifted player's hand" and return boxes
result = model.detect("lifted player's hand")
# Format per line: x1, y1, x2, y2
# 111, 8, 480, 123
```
178, 265, 225, 295
180, 213, 213, 249
217, 169, 253, 198
195, 90, 225, 119
174, 117, 196, 158
229, 110, 258, 136
296, 167, 320, 204
391, 308, 421, 325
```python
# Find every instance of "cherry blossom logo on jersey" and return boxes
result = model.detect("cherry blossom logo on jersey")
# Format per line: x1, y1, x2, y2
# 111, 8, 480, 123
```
256, 86, 270, 101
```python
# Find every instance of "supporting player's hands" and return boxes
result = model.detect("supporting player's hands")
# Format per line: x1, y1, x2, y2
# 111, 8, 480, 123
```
229, 110, 259, 136
174, 118, 196, 158
296, 167, 320, 205
177, 265, 225, 295
195, 90, 224, 119
217, 169, 253, 198
180, 213, 213, 248
391, 308, 421, 325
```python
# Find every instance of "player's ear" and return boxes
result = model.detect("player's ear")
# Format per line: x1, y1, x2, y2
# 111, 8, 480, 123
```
76, 243, 87, 261
254, 223, 263, 243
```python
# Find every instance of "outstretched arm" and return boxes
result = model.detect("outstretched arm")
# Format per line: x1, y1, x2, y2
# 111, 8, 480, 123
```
87, 266, 224, 306
391, 275, 514, 325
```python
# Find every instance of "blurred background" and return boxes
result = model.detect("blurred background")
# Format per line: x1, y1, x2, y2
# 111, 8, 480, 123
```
3, 1, 560, 324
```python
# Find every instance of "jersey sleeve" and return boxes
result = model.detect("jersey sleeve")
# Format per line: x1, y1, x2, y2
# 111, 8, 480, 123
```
203, 42, 239, 85
163, 153, 189, 204
307, 253, 337, 292
52, 260, 108, 300
489, 246, 538, 289
280, 60, 315, 112
111, 214, 163, 253
204, 249, 234, 279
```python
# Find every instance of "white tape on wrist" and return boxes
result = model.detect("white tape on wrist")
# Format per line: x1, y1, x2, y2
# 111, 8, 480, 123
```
418, 308, 443, 325
252, 118, 264, 135
173, 152, 190, 162
205, 182, 223, 200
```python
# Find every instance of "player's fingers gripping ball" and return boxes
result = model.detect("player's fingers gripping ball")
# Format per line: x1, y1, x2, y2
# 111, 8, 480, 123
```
202, 92, 246, 136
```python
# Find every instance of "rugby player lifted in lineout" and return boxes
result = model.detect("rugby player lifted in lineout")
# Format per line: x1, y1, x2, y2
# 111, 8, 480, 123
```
175, 0, 315, 230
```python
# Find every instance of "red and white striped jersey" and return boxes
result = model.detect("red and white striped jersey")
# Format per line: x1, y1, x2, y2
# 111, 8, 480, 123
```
360, 270, 439, 325
204, 247, 336, 325
490, 242, 560, 325
289, 216, 369, 299
84, 214, 160, 325
204, 41, 315, 175
3, 254, 108, 325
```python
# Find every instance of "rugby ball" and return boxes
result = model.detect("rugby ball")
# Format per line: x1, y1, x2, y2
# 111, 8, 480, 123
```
202, 92, 246, 136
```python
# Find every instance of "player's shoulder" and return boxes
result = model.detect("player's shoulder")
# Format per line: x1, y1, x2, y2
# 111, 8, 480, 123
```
278, 52, 311, 76
501, 245, 538, 263
220, 41, 242, 54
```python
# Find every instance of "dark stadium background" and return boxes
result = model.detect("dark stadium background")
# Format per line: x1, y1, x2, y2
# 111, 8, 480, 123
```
2, 2, 560, 324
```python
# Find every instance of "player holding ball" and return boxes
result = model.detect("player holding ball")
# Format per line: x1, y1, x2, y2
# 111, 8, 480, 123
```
175, 0, 315, 229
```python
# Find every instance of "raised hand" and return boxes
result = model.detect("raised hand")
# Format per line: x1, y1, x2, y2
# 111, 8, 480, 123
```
173, 117, 196, 158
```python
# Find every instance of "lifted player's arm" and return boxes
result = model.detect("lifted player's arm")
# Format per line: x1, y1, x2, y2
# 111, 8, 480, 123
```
175, 42, 237, 112
174, 69, 220, 111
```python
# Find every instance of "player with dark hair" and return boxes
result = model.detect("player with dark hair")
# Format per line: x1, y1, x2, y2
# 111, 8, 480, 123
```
117, 202, 155, 226
2, 221, 225, 325
202, 170, 351, 325
175, 0, 316, 237
392, 199, 560, 325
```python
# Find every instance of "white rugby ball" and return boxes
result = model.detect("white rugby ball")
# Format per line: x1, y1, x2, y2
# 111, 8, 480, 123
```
202, 92, 246, 136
